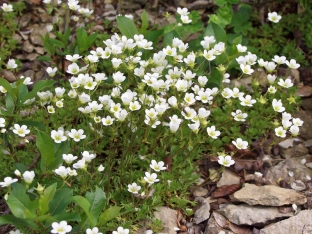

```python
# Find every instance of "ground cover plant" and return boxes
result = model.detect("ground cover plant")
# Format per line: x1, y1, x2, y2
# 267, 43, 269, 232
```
0, 1, 305, 233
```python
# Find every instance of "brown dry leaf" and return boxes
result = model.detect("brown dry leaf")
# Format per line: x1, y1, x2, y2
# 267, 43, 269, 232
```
233, 159, 263, 173
211, 183, 242, 198
296, 86, 312, 97
29, 0, 41, 4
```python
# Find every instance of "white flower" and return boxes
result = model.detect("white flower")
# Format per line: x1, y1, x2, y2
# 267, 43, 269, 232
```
240, 64, 254, 75
9, 230, 23, 234
23, 171, 35, 184
73, 159, 87, 170
292, 118, 303, 126
67, 63, 80, 75
272, 99, 285, 112
51, 221, 72, 234
267, 74, 277, 84
1, 3, 13, 12
82, 151, 96, 162
218, 155, 235, 167
232, 138, 248, 149
7, 59, 17, 69
254, 172, 263, 177
0, 118, 5, 127
55, 87, 66, 98
68, 129, 86, 142
62, 154, 78, 164
127, 183, 141, 194
144, 172, 159, 184
207, 126, 220, 139
46, 67, 57, 77
13, 124, 30, 137
112, 227, 129, 234
86, 227, 103, 234
272, 55, 286, 64
267, 86, 277, 94
66, 54, 82, 62
23, 77, 33, 85
278, 78, 293, 88
102, 116, 115, 126
268, 12, 282, 23
14, 170, 21, 177
0, 177, 18, 187
239, 95, 256, 107
236, 44, 247, 52
97, 164, 105, 172
275, 126, 286, 138
47, 105, 55, 113
51, 129, 67, 143
307, 175, 311, 181
286, 59, 300, 69
301, 159, 306, 165
289, 125, 299, 136
54, 166, 70, 179
150, 160, 166, 172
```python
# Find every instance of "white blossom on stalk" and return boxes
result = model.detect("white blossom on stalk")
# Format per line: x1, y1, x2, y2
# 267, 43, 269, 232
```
0, 118, 5, 128
236, 44, 247, 52
73, 159, 87, 170
82, 151, 96, 162
66, 54, 82, 62
278, 78, 293, 88
218, 155, 235, 167
285, 59, 300, 69
268, 12, 282, 23
272, 99, 285, 112
272, 55, 287, 64
144, 172, 159, 184
188, 121, 200, 133
97, 164, 105, 172
207, 126, 220, 139
62, 154, 78, 164
7, 59, 17, 69
112, 227, 129, 234
1, 3, 13, 12
267, 86, 277, 94
232, 138, 248, 149
22, 171, 35, 184
51, 129, 67, 143
51, 221, 72, 234
127, 183, 141, 194
102, 116, 114, 126
177, 7, 189, 16
245, 52, 257, 65
54, 166, 70, 179
0, 177, 18, 187
13, 124, 30, 137
46, 67, 57, 77
239, 95, 256, 107
292, 118, 303, 126
67, 63, 80, 75
258, 59, 268, 67
203, 50, 216, 61
47, 105, 55, 113
240, 64, 254, 75
150, 160, 166, 172
275, 126, 286, 138
68, 129, 86, 142
86, 227, 103, 234
289, 125, 299, 136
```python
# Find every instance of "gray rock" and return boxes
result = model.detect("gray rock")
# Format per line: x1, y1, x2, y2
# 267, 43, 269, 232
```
35, 71, 46, 81
22, 40, 34, 53
260, 210, 312, 234
304, 139, 312, 148
204, 212, 224, 234
302, 98, 312, 111
30, 24, 55, 46
121, 2, 141, 10
34, 47, 45, 55
290, 180, 306, 191
278, 138, 301, 149
0, 70, 17, 82
217, 168, 240, 187
292, 111, 312, 140
233, 183, 307, 206
153, 207, 177, 234
26, 53, 39, 61
220, 204, 293, 227
266, 156, 312, 185
193, 187, 208, 197
193, 197, 210, 224
13, 33, 22, 44
19, 13, 32, 28
279, 143, 309, 159
23, 70, 35, 80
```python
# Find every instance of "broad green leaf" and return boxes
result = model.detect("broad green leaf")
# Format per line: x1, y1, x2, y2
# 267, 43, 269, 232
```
5, 93, 15, 114
140, 10, 149, 32
0, 109, 19, 117
207, 69, 222, 88
145, 29, 164, 44
47, 212, 81, 224
19, 80, 55, 107
38, 183, 57, 215
0, 214, 39, 230
232, 35, 242, 45
36, 130, 55, 170
204, 22, 227, 43
48, 38, 65, 48
37, 56, 53, 62
116, 16, 138, 38
98, 206, 121, 225
163, 30, 181, 47
70, 196, 94, 227
77, 28, 89, 53
18, 84, 28, 105
49, 188, 73, 215
0, 78, 16, 101
86, 186, 106, 225
14, 163, 28, 175
88, 33, 98, 47
7, 183, 38, 219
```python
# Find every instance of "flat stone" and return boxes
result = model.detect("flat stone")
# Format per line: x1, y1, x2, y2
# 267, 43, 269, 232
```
260, 210, 312, 234
220, 204, 293, 227
23, 70, 35, 80
30, 24, 55, 46
193, 187, 208, 197
13, 33, 22, 44
22, 40, 34, 53
266, 156, 312, 185
193, 197, 210, 224
304, 139, 312, 148
153, 207, 177, 234
302, 98, 312, 111
26, 53, 39, 61
19, 13, 32, 28
34, 47, 45, 55
233, 183, 307, 206
0, 70, 17, 82
279, 143, 309, 159
290, 180, 306, 191
217, 168, 240, 187
278, 138, 301, 149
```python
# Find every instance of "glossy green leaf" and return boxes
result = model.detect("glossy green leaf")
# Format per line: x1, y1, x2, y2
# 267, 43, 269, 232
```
49, 188, 73, 215
77, 28, 89, 53
98, 206, 121, 225
36, 130, 55, 170
0, 214, 39, 230
7, 183, 38, 219
37, 56, 53, 62
70, 196, 94, 227
38, 183, 57, 215
86, 186, 106, 225
5, 93, 15, 114
116, 16, 138, 38
204, 22, 227, 43
48, 38, 65, 48
140, 10, 149, 32
18, 120, 46, 132
0, 78, 16, 101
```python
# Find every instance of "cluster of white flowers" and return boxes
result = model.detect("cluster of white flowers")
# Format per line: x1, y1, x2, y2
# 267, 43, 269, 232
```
177, 7, 192, 24
274, 110, 303, 138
